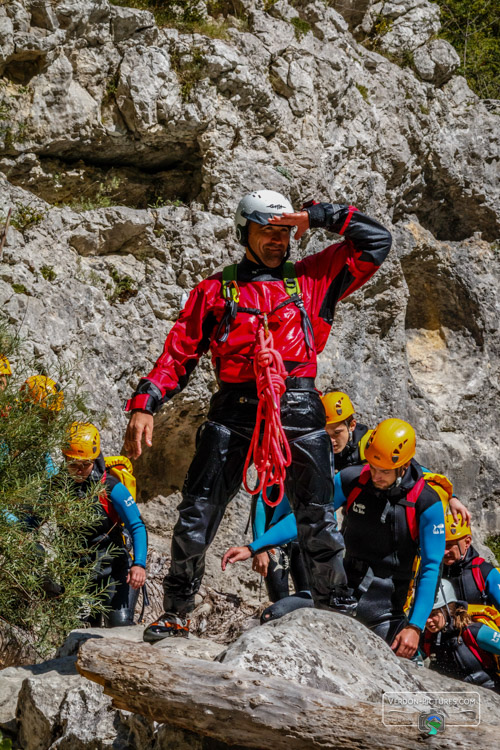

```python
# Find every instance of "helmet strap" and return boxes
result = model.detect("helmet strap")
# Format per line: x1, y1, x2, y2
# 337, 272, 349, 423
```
246, 242, 265, 266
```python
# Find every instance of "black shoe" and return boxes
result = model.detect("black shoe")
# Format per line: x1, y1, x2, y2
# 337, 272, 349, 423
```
260, 592, 314, 624
143, 612, 190, 642
328, 586, 358, 617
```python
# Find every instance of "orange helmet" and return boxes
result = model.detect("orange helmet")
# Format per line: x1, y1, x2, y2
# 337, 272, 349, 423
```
0, 355, 12, 376
364, 418, 416, 469
63, 422, 100, 461
321, 391, 355, 425
445, 512, 472, 542
21, 375, 64, 412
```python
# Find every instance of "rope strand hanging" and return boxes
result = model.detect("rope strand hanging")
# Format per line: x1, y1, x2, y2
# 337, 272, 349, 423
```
243, 317, 292, 507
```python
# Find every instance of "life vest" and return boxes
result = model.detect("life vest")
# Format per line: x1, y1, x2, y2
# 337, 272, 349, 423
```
101, 456, 138, 555
346, 466, 452, 612
403, 473, 454, 606
357, 429, 372, 463
468, 603, 500, 632
443, 542, 500, 607
424, 623, 500, 689
461, 620, 500, 684
217, 262, 314, 353
104, 455, 136, 501
345, 464, 426, 543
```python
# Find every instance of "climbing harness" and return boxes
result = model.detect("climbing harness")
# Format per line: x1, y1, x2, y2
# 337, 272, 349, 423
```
216, 262, 314, 354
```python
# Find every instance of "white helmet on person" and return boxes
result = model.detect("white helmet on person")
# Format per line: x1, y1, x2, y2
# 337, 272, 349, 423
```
432, 579, 457, 610
234, 190, 294, 246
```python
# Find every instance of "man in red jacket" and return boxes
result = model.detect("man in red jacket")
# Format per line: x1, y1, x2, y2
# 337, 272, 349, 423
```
124, 190, 392, 640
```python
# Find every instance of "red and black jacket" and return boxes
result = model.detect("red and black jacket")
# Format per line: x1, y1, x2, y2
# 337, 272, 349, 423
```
127, 204, 391, 413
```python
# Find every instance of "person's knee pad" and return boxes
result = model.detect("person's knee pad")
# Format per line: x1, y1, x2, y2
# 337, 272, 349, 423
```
260, 593, 313, 624
106, 607, 134, 627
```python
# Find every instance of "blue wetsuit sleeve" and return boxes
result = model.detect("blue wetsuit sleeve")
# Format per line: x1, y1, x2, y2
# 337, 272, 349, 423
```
2, 509, 19, 523
249, 480, 341, 553
485, 568, 500, 610
45, 453, 58, 478
476, 624, 500, 655
271, 494, 292, 525
109, 482, 148, 568
333, 472, 347, 511
252, 492, 267, 540
248, 513, 297, 553
408, 502, 445, 630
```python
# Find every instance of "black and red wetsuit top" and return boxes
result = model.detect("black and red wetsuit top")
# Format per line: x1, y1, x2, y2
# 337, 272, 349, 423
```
128, 204, 391, 413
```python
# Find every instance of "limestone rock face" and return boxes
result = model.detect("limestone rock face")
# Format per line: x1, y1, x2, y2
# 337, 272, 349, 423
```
413, 39, 461, 86
0, 0, 498, 613
3, 613, 500, 748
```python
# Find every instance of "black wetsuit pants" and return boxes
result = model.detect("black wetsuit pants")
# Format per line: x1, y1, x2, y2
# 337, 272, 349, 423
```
264, 541, 310, 602
162, 380, 347, 615
344, 556, 409, 644
86, 547, 138, 627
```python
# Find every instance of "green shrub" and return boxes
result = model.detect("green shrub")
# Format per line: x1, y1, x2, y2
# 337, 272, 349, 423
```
291, 17, 311, 41
486, 534, 500, 563
40, 266, 57, 282
6, 202, 45, 231
110, 0, 230, 36
355, 83, 369, 101
0, 324, 109, 660
170, 47, 207, 101
10, 283, 29, 295
108, 268, 138, 304
432, 0, 499, 99
275, 165, 293, 180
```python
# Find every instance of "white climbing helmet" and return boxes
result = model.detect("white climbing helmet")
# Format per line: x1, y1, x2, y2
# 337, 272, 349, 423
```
432, 579, 457, 611
234, 190, 294, 246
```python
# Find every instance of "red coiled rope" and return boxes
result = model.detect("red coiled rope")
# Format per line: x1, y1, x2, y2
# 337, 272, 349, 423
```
243, 322, 292, 507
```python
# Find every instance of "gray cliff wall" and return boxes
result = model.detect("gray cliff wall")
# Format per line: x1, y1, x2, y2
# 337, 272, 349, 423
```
0, 0, 498, 600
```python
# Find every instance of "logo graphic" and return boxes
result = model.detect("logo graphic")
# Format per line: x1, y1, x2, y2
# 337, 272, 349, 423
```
353, 502, 365, 514
418, 712, 445, 735
382, 691, 480, 728
433, 523, 445, 534
491, 631, 500, 643
267, 203, 286, 209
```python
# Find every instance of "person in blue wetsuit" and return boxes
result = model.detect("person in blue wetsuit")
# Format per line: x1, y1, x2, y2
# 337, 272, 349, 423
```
223, 418, 446, 659
249, 390, 367, 608
63, 422, 147, 627
422, 579, 500, 692
442, 513, 500, 611
250, 487, 311, 606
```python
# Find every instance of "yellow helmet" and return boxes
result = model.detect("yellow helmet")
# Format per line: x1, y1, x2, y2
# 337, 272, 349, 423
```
63, 422, 101, 461
364, 418, 416, 469
445, 512, 472, 542
21, 375, 64, 412
0, 355, 12, 375
321, 391, 355, 425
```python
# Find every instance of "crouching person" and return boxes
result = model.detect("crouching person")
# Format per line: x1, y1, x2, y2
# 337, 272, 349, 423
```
63, 422, 147, 626
423, 579, 500, 693
223, 419, 446, 659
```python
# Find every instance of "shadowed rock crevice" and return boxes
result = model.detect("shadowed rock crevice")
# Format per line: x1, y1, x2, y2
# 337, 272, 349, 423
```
2, 54, 49, 86
402, 247, 484, 347
396, 163, 500, 242
0, 153, 203, 209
